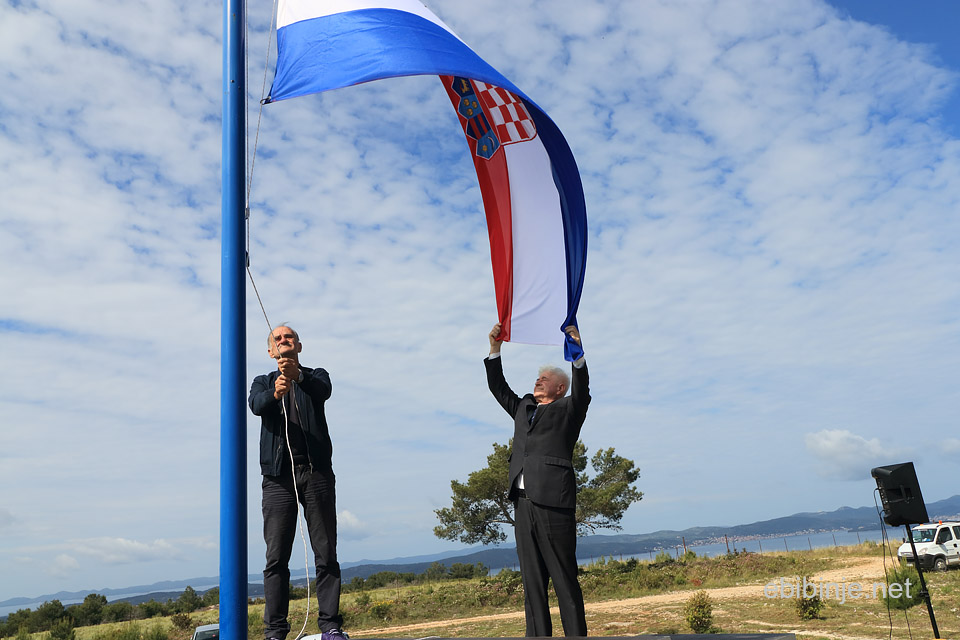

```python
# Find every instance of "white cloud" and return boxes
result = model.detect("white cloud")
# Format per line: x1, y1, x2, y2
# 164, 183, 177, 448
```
179, 537, 218, 551
943, 439, 960, 455
67, 538, 181, 565
1, 0, 958, 601
338, 510, 370, 542
46, 554, 81, 578
804, 429, 911, 480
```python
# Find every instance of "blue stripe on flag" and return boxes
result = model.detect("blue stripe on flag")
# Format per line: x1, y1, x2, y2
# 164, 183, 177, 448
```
270, 9, 527, 103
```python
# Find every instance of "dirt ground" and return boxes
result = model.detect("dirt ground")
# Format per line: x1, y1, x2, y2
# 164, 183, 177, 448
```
357, 556, 891, 637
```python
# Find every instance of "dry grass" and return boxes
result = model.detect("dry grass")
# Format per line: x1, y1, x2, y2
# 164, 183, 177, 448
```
348, 546, 960, 639
62, 545, 960, 640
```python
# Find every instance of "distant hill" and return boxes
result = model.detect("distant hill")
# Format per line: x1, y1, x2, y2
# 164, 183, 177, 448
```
5, 494, 959, 614
337, 494, 960, 579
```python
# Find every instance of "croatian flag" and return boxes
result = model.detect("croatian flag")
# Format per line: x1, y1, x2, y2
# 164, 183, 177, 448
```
268, 0, 587, 360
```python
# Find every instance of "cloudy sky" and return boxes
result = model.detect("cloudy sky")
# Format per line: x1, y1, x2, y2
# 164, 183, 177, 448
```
1, 0, 958, 604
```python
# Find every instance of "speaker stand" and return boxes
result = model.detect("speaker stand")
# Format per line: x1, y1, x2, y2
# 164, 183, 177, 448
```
905, 525, 940, 639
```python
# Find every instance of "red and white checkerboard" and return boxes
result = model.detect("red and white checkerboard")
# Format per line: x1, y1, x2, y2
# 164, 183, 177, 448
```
474, 81, 537, 144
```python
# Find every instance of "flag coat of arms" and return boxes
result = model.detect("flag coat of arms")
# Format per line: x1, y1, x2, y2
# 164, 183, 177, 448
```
268, 0, 587, 360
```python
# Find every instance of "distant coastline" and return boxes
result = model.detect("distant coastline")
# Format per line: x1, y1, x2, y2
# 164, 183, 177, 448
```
4, 493, 959, 619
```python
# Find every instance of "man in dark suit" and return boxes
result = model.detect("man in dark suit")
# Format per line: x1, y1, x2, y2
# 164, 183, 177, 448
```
484, 322, 589, 637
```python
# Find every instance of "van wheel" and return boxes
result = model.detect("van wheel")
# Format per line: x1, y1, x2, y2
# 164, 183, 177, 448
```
934, 557, 947, 572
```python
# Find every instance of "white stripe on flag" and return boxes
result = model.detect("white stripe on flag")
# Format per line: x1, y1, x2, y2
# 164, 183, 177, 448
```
504, 139, 567, 346
279, 0, 455, 32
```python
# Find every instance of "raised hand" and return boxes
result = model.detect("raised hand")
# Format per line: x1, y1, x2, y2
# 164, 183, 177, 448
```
489, 322, 503, 354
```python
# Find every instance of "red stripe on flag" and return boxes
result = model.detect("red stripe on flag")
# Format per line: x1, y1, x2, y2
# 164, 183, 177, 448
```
474, 145, 514, 342
440, 75, 514, 341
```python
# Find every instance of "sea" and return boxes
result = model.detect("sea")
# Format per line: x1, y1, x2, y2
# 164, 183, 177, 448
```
579, 528, 894, 564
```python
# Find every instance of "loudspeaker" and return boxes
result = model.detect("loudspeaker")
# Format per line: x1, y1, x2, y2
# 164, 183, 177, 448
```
871, 461, 929, 527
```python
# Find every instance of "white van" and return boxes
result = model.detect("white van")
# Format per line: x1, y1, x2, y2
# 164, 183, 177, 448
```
897, 522, 960, 571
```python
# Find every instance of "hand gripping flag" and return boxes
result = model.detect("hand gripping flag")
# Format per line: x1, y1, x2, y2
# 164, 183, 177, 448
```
267, 0, 587, 360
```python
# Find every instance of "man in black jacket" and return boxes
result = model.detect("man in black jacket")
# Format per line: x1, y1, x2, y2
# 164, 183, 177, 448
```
249, 325, 346, 640
485, 322, 589, 637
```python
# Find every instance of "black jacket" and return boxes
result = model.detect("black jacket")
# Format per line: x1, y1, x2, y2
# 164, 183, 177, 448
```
485, 356, 590, 509
249, 365, 333, 476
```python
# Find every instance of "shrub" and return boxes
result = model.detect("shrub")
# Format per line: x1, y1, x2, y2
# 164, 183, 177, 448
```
490, 569, 523, 593
653, 551, 674, 564
683, 590, 714, 634
369, 600, 393, 620
353, 592, 371, 609
48, 619, 76, 640
113, 623, 145, 640
144, 625, 169, 640
883, 565, 924, 610
795, 578, 824, 620
170, 613, 194, 631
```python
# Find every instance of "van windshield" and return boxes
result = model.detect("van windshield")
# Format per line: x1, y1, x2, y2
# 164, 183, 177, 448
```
912, 529, 936, 543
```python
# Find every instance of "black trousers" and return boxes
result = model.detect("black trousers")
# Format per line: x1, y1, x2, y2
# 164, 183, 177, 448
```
514, 496, 587, 637
262, 466, 342, 639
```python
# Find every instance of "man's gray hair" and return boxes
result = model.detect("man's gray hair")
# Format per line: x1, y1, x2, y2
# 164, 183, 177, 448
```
267, 323, 299, 348
539, 365, 569, 395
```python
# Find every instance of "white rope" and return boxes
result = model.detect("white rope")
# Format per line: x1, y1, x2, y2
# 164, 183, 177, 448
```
282, 389, 313, 640
247, 0, 280, 207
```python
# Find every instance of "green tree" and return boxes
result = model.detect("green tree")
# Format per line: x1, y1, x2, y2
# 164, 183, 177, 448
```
72, 594, 108, 627
434, 442, 513, 545
176, 586, 203, 613
434, 440, 642, 544
289, 583, 307, 600
449, 562, 488, 579
102, 601, 136, 623
343, 576, 365, 593
201, 587, 219, 607
139, 600, 167, 618
423, 562, 448, 581
29, 600, 65, 632
4, 610, 32, 637
575, 445, 644, 534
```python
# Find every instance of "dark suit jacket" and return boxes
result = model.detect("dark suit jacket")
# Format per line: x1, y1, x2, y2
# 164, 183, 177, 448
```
485, 356, 590, 509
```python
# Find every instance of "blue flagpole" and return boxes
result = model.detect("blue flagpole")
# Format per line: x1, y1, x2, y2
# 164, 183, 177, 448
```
221, 0, 247, 637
